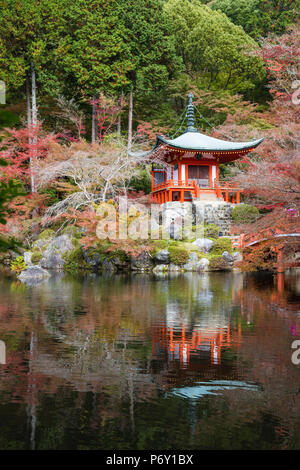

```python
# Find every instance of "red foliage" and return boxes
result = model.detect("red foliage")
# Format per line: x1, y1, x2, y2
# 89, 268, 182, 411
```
258, 23, 300, 102
126, 191, 156, 207
91, 93, 125, 141
0, 123, 56, 185
136, 121, 168, 144
0, 193, 49, 238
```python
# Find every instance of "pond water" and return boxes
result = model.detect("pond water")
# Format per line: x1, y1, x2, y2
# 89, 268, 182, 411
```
0, 270, 299, 450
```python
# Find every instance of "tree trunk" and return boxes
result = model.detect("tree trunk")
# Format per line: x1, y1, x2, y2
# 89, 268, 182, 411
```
26, 73, 31, 128
31, 62, 37, 193
91, 95, 96, 143
31, 62, 37, 126
117, 112, 121, 135
117, 92, 122, 135
127, 89, 133, 152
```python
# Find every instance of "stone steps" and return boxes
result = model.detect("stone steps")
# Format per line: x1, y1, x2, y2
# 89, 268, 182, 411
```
193, 193, 218, 202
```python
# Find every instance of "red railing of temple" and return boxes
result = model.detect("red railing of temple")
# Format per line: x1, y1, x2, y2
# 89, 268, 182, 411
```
152, 179, 243, 204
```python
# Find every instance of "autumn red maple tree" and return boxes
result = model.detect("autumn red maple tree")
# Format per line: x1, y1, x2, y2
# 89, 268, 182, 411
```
0, 123, 56, 188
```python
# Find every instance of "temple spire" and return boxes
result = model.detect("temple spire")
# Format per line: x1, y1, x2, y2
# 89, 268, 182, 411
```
186, 92, 197, 132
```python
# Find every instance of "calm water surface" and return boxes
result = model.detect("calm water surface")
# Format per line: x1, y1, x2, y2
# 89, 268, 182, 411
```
0, 270, 299, 450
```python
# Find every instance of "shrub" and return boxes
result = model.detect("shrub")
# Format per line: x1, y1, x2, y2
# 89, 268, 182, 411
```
204, 224, 220, 239
212, 238, 233, 255
151, 239, 169, 254
209, 256, 231, 271
169, 247, 189, 265
10, 256, 27, 275
63, 248, 86, 271
38, 229, 55, 240
107, 249, 130, 263
31, 251, 43, 264
232, 204, 259, 224
62, 225, 82, 239
128, 169, 152, 194
239, 242, 277, 272
39, 187, 59, 206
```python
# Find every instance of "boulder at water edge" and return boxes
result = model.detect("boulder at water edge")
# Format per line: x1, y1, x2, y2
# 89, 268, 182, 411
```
18, 266, 50, 285
153, 250, 170, 264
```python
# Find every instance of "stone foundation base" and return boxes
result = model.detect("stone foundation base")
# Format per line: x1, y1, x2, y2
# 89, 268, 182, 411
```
160, 201, 233, 236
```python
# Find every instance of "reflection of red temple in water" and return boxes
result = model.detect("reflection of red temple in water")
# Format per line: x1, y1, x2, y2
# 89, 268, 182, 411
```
152, 321, 242, 368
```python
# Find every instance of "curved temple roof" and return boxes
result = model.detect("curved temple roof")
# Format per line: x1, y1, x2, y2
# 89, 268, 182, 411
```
128, 93, 263, 158
156, 132, 264, 153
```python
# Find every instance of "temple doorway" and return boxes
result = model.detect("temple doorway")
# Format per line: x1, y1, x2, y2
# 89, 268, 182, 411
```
188, 165, 209, 187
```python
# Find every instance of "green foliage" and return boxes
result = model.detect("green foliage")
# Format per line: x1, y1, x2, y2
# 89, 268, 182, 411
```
62, 225, 82, 239
0, 160, 24, 252
63, 247, 87, 271
38, 229, 55, 240
118, 0, 181, 95
211, 0, 300, 39
129, 170, 152, 194
39, 187, 60, 206
232, 204, 259, 224
150, 239, 169, 254
0, 110, 20, 128
10, 256, 27, 275
212, 237, 233, 255
204, 224, 220, 239
31, 251, 43, 264
209, 255, 231, 271
164, 0, 265, 93
52, 0, 134, 98
107, 249, 130, 263
168, 246, 189, 265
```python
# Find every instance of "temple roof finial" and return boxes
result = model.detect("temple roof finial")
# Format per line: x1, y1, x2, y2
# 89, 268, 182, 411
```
186, 92, 197, 133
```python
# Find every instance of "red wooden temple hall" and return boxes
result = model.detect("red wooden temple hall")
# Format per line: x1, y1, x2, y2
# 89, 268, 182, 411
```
149, 93, 263, 204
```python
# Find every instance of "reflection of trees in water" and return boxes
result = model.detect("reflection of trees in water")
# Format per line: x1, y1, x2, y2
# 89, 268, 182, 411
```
229, 271, 300, 449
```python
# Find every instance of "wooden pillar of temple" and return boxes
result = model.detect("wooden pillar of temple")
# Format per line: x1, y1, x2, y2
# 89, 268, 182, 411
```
178, 162, 182, 184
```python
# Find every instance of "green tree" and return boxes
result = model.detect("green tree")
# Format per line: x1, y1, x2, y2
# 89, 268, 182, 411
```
211, 0, 300, 39
117, 0, 181, 94
116, 0, 181, 148
0, 0, 70, 125
0, 161, 22, 252
164, 0, 265, 93
51, 0, 133, 100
